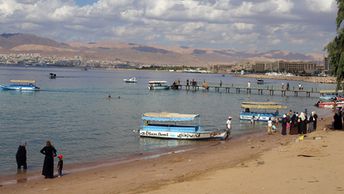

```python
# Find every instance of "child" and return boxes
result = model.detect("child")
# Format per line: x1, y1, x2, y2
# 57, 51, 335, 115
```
57, 154, 63, 177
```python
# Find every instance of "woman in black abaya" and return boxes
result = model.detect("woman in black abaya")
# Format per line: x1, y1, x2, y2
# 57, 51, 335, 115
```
40, 141, 57, 178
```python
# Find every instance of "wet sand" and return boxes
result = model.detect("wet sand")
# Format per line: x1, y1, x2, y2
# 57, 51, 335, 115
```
0, 115, 341, 194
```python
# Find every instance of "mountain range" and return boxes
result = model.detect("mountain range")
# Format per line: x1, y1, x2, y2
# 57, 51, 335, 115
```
0, 33, 323, 66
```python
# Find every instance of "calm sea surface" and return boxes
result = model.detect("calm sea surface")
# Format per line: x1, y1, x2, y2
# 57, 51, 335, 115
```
0, 66, 334, 175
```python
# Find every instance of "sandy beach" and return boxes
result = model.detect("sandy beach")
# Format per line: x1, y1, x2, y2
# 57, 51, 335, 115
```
1, 115, 343, 194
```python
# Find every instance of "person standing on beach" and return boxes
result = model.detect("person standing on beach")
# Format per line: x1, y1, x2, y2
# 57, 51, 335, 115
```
226, 116, 232, 130
225, 116, 232, 140
220, 80, 222, 87
312, 111, 318, 130
281, 114, 287, 135
16, 142, 27, 170
308, 112, 315, 133
281, 83, 284, 90
267, 118, 273, 135
57, 154, 63, 177
286, 82, 289, 91
40, 141, 57, 178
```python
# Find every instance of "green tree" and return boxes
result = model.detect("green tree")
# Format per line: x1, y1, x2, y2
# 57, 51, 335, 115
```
327, 0, 344, 89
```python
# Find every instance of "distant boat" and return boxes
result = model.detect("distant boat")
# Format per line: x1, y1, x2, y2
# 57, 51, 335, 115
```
123, 77, 137, 83
257, 79, 264, 84
0, 80, 40, 91
49, 73, 57, 79
148, 81, 169, 90
139, 112, 228, 140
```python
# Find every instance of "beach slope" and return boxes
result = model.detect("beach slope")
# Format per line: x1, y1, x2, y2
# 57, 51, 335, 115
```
1, 118, 343, 194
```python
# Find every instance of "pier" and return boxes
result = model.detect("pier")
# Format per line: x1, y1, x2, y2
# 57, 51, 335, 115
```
172, 84, 321, 97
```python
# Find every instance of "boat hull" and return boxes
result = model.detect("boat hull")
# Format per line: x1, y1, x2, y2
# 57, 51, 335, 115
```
148, 86, 170, 90
139, 129, 228, 140
123, 78, 137, 83
1, 85, 40, 91
240, 112, 277, 122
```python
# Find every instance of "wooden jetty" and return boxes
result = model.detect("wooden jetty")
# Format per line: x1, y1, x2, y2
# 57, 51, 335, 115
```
171, 84, 321, 97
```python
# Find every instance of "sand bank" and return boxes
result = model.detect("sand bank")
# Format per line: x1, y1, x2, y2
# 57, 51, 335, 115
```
236, 74, 336, 84
1, 116, 341, 194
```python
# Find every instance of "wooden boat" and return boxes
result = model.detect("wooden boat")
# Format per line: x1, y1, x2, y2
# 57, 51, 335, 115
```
139, 112, 228, 140
148, 81, 169, 90
239, 102, 287, 122
123, 77, 137, 83
0, 80, 40, 91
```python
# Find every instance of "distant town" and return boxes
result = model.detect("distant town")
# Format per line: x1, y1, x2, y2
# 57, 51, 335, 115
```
0, 52, 329, 76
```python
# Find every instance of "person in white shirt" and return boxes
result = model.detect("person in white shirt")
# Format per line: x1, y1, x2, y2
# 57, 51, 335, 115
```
225, 116, 232, 140
226, 116, 232, 130
247, 81, 251, 88
267, 117, 273, 134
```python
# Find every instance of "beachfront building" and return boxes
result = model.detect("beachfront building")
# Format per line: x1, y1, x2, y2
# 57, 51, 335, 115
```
252, 61, 318, 74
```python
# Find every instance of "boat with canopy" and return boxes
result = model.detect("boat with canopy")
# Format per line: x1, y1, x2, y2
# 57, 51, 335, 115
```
139, 112, 228, 140
148, 81, 169, 90
123, 77, 137, 83
0, 80, 40, 91
239, 102, 287, 122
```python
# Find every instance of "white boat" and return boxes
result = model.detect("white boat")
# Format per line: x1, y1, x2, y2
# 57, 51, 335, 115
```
139, 112, 228, 140
123, 77, 137, 83
0, 80, 40, 91
148, 81, 170, 90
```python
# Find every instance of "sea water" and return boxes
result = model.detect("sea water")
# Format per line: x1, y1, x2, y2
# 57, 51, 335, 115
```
0, 66, 334, 175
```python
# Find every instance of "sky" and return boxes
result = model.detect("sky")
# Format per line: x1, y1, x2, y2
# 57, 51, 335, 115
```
0, 0, 338, 53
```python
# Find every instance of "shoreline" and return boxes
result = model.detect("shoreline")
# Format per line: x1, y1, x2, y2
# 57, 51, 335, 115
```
236, 73, 336, 84
1, 114, 334, 194
0, 130, 262, 185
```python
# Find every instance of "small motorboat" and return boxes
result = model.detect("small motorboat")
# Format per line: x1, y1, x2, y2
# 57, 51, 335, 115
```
0, 80, 40, 91
49, 73, 57, 79
148, 81, 169, 90
257, 79, 264, 84
123, 77, 137, 83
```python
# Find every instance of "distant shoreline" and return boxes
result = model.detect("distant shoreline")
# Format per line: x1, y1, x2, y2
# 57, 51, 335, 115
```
236, 73, 336, 84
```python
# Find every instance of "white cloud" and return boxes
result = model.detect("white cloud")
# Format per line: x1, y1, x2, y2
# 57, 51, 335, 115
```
0, 0, 338, 53
0, 0, 23, 17
233, 23, 254, 31
305, 0, 336, 13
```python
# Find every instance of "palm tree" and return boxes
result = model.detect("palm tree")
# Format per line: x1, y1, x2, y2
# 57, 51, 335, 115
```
326, 0, 344, 89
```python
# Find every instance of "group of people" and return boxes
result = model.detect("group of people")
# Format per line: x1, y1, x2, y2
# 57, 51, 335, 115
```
268, 110, 318, 135
16, 140, 63, 178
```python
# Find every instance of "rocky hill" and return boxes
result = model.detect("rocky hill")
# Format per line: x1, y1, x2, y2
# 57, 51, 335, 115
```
0, 33, 322, 66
